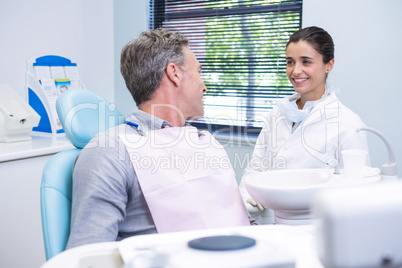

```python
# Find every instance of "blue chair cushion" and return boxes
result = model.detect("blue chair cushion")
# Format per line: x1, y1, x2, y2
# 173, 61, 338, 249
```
40, 149, 81, 260
56, 88, 124, 149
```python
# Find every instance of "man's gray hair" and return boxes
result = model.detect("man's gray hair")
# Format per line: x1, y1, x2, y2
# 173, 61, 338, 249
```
120, 28, 189, 106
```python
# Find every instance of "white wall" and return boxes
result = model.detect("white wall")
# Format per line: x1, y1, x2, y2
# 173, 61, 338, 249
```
303, 0, 402, 176
114, 0, 148, 117
0, 0, 114, 102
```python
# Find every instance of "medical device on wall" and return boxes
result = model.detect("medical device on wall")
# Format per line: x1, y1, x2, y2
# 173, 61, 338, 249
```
0, 84, 40, 142
314, 181, 402, 268
26, 55, 84, 135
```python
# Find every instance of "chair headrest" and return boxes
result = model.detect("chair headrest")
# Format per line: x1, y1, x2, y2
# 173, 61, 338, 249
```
56, 89, 124, 149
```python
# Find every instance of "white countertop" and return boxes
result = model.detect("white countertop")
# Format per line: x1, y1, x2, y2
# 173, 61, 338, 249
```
0, 134, 74, 162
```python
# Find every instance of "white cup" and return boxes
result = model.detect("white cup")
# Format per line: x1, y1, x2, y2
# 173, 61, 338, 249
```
341, 149, 368, 178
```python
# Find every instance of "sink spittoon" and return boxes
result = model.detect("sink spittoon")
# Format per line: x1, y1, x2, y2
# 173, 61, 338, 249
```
244, 168, 381, 225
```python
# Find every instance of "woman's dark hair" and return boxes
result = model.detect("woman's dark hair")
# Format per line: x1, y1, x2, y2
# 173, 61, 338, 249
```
286, 26, 334, 64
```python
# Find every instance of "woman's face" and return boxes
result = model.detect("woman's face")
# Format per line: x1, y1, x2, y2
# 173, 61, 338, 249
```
286, 40, 334, 101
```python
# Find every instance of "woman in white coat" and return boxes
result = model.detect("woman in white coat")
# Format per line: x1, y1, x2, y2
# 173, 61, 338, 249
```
240, 26, 369, 217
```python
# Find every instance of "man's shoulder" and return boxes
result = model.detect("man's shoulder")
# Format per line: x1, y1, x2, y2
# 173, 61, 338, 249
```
73, 124, 135, 183
76, 124, 136, 165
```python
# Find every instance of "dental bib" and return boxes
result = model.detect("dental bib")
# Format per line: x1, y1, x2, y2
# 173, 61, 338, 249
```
120, 126, 250, 233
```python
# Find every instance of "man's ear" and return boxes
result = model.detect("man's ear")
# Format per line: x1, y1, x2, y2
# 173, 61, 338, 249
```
166, 63, 181, 87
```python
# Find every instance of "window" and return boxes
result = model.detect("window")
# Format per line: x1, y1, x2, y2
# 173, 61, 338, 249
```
150, 0, 302, 133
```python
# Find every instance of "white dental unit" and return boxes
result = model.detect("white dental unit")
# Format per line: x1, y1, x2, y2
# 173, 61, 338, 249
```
314, 181, 402, 268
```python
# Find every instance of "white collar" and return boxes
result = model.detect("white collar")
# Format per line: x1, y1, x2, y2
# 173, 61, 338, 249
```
287, 86, 339, 110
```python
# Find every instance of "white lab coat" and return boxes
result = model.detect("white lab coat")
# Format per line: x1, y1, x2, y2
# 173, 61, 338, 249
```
240, 90, 369, 202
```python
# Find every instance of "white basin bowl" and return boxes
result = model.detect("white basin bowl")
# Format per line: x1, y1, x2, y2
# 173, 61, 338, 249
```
244, 168, 381, 225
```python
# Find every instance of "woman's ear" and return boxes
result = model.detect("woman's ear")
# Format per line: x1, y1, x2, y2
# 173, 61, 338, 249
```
326, 58, 335, 73
166, 63, 181, 87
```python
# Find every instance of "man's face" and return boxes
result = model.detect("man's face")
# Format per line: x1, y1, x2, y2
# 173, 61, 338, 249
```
178, 46, 207, 120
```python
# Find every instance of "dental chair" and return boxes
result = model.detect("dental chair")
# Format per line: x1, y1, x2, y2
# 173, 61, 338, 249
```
40, 88, 124, 260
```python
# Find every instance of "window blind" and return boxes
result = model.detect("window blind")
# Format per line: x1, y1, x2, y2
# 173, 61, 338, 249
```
150, 0, 302, 131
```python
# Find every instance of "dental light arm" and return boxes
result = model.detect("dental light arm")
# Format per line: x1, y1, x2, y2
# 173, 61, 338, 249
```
356, 127, 398, 180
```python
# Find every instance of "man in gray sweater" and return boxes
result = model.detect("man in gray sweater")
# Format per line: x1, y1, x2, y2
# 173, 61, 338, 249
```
67, 28, 251, 249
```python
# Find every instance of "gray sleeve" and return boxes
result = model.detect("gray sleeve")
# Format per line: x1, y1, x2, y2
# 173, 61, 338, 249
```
66, 133, 133, 249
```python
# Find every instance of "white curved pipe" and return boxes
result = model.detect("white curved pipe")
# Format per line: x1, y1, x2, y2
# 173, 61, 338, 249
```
357, 127, 397, 180
356, 127, 395, 163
